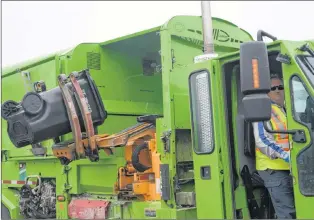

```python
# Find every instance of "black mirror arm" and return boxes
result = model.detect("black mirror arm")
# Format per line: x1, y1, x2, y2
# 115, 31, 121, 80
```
257, 30, 277, 42
263, 121, 307, 143
263, 121, 296, 134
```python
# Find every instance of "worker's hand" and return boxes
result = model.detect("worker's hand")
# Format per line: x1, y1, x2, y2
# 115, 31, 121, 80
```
281, 151, 290, 163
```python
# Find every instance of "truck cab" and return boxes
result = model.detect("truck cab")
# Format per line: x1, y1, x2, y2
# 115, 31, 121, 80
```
187, 38, 314, 219
1, 14, 314, 219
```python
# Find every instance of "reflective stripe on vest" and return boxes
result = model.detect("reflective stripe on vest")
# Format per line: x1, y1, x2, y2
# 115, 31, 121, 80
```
271, 105, 289, 141
255, 104, 290, 170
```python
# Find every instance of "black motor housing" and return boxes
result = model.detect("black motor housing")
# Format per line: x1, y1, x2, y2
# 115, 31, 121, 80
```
1, 70, 107, 148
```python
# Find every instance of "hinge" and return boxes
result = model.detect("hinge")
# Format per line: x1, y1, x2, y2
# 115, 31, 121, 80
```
161, 130, 172, 153
63, 165, 72, 173
218, 150, 224, 182
171, 49, 176, 69
1, 150, 8, 162
62, 165, 72, 192
64, 183, 72, 191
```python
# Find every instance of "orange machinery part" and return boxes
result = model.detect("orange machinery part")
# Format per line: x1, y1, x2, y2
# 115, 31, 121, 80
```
52, 122, 162, 201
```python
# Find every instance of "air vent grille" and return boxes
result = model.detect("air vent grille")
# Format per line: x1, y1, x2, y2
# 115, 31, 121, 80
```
87, 52, 101, 70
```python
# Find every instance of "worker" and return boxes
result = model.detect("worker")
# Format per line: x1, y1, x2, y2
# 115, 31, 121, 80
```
252, 74, 296, 219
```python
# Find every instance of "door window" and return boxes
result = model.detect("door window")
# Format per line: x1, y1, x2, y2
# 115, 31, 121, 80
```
291, 76, 314, 130
290, 75, 314, 196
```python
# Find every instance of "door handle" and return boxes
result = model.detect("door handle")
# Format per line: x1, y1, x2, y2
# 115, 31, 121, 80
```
201, 166, 211, 180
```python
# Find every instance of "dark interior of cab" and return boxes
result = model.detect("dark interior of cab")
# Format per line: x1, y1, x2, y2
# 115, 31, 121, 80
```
222, 51, 284, 219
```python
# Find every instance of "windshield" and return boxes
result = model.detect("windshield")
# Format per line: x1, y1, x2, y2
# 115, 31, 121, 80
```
296, 55, 314, 87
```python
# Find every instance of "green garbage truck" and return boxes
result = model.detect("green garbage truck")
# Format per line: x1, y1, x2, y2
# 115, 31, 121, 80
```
1, 2, 314, 219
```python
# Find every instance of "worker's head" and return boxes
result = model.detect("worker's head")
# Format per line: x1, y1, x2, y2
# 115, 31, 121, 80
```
268, 74, 285, 107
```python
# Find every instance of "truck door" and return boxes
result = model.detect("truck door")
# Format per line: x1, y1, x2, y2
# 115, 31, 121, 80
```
281, 50, 314, 219
188, 61, 233, 219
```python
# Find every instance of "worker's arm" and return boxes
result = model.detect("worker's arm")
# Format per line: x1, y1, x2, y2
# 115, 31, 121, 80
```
252, 121, 290, 163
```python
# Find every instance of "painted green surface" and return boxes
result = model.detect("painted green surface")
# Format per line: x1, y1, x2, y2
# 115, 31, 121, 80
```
2, 188, 24, 219
230, 67, 251, 219
1, 14, 314, 219
279, 40, 314, 219
1, 48, 72, 76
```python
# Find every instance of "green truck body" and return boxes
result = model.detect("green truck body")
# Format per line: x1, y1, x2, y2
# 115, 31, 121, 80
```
1, 14, 314, 219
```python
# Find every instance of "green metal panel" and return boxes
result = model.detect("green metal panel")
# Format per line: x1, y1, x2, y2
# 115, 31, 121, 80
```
173, 94, 190, 129
176, 208, 197, 219
175, 129, 193, 163
120, 201, 173, 219
213, 59, 235, 219
97, 115, 139, 134
67, 157, 125, 194
230, 65, 251, 219
1, 47, 71, 76
155, 16, 250, 218
60, 36, 164, 118
163, 16, 253, 50
1, 161, 21, 184
280, 40, 314, 219
186, 62, 225, 219
2, 188, 24, 219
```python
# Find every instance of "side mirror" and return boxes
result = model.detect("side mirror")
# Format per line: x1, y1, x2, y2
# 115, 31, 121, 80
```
240, 41, 271, 122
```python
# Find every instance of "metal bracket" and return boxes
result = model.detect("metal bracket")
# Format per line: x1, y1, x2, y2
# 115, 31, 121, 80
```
1, 150, 8, 162
171, 49, 175, 69
33, 80, 47, 93
63, 165, 72, 173
20, 70, 34, 92
25, 175, 42, 195
292, 130, 307, 143
161, 130, 171, 153
155, 65, 163, 74
64, 184, 72, 191
69, 72, 99, 162
263, 121, 307, 143
31, 143, 47, 156
173, 175, 181, 192
63, 165, 72, 192
298, 43, 314, 56
58, 74, 84, 158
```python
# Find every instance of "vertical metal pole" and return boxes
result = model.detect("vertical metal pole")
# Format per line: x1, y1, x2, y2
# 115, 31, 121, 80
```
194, 1, 218, 63
201, 1, 215, 55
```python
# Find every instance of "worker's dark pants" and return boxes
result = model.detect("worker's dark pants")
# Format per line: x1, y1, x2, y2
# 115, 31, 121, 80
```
258, 169, 296, 219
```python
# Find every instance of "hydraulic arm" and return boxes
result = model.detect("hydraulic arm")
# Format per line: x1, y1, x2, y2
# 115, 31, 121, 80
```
1, 69, 162, 201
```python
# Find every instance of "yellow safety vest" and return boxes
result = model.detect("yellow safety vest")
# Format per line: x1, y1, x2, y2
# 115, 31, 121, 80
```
256, 104, 290, 171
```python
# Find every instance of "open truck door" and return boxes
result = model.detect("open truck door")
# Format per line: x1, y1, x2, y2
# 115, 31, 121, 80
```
189, 1, 273, 217
188, 41, 272, 219
186, 2, 236, 218
188, 64, 231, 219
238, 40, 314, 219
273, 43, 314, 219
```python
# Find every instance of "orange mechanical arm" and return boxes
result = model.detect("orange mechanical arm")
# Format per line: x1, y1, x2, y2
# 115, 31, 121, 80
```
51, 72, 162, 201
94, 122, 161, 201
